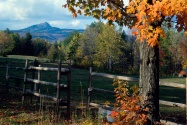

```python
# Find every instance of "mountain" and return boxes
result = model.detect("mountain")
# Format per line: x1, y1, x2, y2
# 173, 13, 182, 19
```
12, 22, 84, 42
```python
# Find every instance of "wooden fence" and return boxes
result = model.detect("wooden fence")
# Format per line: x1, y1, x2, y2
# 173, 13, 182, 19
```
0, 59, 71, 119
0, 59, 37, 91
88, 67, 186, 118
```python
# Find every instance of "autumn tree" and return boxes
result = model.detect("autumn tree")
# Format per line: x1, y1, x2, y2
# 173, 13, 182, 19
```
94, 22, 127, 71
76, 22, 98, 67
160, 30, 184, 75
72, 21, 128, 70
0, 31, 15, 56
178, 34, 187, 69
47, 44, 58, 62
64, 0, 187, 124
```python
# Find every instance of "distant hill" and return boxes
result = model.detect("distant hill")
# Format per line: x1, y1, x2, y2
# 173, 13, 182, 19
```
12, 22, 84, 42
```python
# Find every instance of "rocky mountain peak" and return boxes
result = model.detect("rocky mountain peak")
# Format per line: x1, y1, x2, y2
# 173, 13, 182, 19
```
38, 22, 51, 28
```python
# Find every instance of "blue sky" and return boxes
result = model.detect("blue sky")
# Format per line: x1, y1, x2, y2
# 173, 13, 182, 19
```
0, 0, 129, 30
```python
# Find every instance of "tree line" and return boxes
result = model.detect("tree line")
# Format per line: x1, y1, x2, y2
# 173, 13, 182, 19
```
1, 22, 187, 75
0, 22, 136, 73
0, 28, 50, 57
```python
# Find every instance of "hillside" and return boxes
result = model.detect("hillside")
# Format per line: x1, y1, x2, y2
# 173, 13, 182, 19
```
12, 22, 84, 42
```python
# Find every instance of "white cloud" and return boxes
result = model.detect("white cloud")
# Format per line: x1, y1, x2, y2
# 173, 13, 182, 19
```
71, 20, 80, 26
0, 0, 130, 30
0, 0, 81, 30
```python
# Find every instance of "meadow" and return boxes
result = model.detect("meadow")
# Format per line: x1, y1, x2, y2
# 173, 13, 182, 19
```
0, 55, 186, 124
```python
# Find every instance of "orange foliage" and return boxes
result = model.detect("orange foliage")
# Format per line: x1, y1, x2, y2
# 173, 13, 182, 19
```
107, 79, 148, 125
64, 0, 187, 47
127, 0, 187, 47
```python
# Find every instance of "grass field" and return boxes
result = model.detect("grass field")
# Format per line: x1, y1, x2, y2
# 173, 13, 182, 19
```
0, 55, 186, 124
160, 76, 186, 84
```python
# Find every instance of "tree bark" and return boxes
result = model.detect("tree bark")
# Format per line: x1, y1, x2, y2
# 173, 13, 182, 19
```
139, 41, 160, 124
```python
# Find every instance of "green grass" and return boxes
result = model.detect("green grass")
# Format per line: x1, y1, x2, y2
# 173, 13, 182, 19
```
7, 55, 49, 62
160, 105, 186, 123
0, 56, 186, 124
160, 76, 186, 84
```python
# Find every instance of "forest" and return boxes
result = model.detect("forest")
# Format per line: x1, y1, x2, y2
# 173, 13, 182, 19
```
1, 21, 187, 76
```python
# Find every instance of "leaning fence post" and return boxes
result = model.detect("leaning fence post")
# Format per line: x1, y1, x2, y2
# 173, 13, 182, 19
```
87, 67, 92, 108
5, 63, 10, 92
22, 59, 28, 104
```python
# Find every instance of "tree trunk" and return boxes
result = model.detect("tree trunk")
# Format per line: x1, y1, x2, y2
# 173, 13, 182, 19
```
139, 41, 160, 124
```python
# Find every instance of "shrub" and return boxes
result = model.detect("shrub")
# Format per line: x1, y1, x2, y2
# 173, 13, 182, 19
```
106, 79, 148, 125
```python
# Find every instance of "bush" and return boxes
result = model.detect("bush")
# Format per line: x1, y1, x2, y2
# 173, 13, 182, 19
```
107, 79, 148, 125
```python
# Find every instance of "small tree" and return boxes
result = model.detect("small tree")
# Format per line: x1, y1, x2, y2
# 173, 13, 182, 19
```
47, 45, 58, 62
0, 31, 15, 56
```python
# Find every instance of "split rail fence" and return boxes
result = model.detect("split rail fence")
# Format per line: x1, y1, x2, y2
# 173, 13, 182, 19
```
87, 67, 187, 119
0, 59, 71, 119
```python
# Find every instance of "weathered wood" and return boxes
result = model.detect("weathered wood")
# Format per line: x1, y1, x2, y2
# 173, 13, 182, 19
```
56, 60, 61, 114
22, 59, 28, 104
87, 67, 93, 108
159, 100, 186, 108
89, 102, 115, 111
6, 63, 10, 92
91, 72, 139, 82
26, 78, 67, 87
37, 65, 41, 102
29, 66, 69, 72
89, 87, 115, 94
159, 81, 185, 88
66, 62, 71, 119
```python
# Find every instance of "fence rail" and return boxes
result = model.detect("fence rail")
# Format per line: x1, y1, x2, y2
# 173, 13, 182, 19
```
22, 59, 71, 119
88, 67, 186, 115
29, 66, 70, 72
159, 81, 185, 88
91, 72, 139, 81
0, 59, 71, 119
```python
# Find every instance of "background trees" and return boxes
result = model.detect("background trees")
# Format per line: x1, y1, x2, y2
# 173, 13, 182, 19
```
0, 31, 15, 56
67, 22, 134, 72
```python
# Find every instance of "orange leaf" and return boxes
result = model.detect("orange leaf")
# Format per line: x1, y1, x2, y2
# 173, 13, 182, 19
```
72, 13, 77, 18
110, 111, 119, 117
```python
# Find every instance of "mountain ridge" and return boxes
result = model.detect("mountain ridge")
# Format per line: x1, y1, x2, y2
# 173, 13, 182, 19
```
12, 22, 84, 42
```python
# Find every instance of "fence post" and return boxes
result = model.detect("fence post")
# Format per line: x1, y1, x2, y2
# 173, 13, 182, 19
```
56, 60, 61, 114
87, 67, 92, 108
22, 59, 28, 104
67, 61, 71, 119
30, 59, 38, 103
5, 63, 10, 92
37, 65, 41, 103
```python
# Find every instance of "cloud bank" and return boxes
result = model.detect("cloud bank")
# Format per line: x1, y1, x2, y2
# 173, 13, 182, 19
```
0, 0, 129, 30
